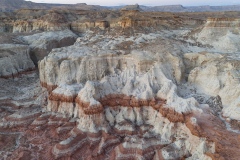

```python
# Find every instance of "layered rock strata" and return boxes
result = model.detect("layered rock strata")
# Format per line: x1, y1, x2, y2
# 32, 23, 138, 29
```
205, 18, 240, 27
40, 48, 197, 117
0, 96, 239, 160
36, 40, 225, 159
0, 9, 207, 35
0, 44, 35, 78
121, 5, 144, 12
71, 21, 110, 33
187, 18, 240, 52
11, 10, 71, 33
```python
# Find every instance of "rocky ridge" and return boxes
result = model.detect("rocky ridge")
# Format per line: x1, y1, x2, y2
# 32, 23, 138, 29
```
3, 1, 240, 13
141, 4, 240, 12
0, 9, 225, 34
0, 0, 106, 12
121, 5, 144, 12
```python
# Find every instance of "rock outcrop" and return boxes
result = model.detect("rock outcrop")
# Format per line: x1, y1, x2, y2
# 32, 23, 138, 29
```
18, 30, 78, 64
36, 34, 222, 159
0, 8, 207, 35
141, 4, 240, 12
186, 18, 240, 52
183, 51, 240, 122
121, 5, 144, 12
0, 44, 35, 78
40, 46, 198, 115
12, 10, 71, 33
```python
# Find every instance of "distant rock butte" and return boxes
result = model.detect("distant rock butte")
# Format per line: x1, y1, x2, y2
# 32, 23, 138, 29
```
121, 5, 144, 12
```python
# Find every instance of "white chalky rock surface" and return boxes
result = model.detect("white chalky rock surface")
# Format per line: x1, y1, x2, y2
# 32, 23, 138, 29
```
40, 38, 201, 116
0, 44, 35, 78
18, 30, 78, 63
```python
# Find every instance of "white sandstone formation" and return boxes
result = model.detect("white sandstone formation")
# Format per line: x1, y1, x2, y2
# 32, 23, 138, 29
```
39, 43, 200, 116
37, 19, 240, 158
179, 17, 240, 121
18, 30, 78, 64
222, 97, 240, 121
0, 44, 35, 78
190, 18, 240, 53
38, 36, 211, 160
183, 52, 240, 121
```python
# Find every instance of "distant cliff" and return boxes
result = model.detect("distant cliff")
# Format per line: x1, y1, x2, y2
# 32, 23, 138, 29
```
2, 1, 240, 13
141, 5, 186, 12
0, 0, 106, 12
121, 5, 144, 12
141, 4, 240, 12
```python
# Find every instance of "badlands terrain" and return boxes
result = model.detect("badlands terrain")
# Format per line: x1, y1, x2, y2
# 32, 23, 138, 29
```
0, 7, 240, 160
3, 0, 240, 12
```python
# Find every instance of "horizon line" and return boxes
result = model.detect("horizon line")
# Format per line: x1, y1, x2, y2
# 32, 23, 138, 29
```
25, 1, 240, 7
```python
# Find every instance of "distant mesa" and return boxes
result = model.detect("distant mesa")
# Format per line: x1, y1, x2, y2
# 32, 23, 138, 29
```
76, 3, 87, 5
121, 4, 144, 12
0, 0, 105, 12
2, 0, 240, 12
141, 4, 240, 12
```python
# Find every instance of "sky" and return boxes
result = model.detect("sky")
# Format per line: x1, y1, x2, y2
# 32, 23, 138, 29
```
26, 0, 240, 6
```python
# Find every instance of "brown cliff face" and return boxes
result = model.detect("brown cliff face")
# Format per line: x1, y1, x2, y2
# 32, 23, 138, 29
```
205, 17, 240, 28
207, 17, 239, 21
12, 11, 70, 33
1, 9, 240, 35
95, 21, 110, 29
119, 17, 152, 28
0, 9, 209, 34
71, 21, 110, 32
